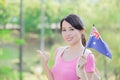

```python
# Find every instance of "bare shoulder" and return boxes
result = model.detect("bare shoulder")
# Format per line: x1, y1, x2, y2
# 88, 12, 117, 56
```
84, 49, 93, 58
85, 49, 92, 53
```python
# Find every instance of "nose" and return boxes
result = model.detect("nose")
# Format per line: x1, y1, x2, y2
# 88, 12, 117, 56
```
64, 30, 71, 37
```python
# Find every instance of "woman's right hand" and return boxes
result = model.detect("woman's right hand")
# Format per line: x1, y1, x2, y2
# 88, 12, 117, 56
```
37, 50, 50, 65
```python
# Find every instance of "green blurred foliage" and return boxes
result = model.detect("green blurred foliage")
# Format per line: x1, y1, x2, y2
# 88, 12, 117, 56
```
0, 0, 9, 26
0, 66, 14, 80
0, 30, 13, 42
15, 39, 25, 45
0, 0, 120, 80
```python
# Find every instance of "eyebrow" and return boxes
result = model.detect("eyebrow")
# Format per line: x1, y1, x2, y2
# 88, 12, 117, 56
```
62, 26, 73, 29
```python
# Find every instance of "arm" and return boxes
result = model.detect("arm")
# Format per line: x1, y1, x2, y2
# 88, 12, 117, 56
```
78, 69, 88, 80
77, 53, 95, 80
86, 72, 94, 80
85, 53, 96, 80
77, 69, 94, 80
37, 50, 54, 80
41, 62, 54, 80
77, 56, 88, 80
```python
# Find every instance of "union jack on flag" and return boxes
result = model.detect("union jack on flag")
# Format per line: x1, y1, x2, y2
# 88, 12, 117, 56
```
86, 27, 112, 59
91, 27, 100, 39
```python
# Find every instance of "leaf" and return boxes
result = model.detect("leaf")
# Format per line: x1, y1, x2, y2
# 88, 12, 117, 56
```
15, 39, 25, 45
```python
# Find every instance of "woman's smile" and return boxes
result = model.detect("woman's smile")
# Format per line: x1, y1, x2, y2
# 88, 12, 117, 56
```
66, 37, 73, 42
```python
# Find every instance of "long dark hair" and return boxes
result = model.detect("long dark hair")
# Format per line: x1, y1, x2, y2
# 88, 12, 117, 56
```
60, 14, 86, 46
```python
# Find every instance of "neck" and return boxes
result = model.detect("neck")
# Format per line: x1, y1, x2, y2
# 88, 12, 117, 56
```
68, 42, 85, 54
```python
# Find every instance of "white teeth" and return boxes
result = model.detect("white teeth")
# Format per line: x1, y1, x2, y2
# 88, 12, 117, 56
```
66, 37, 72, 41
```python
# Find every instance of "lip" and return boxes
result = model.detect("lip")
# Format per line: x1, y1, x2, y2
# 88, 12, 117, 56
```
66, 37, 73, 42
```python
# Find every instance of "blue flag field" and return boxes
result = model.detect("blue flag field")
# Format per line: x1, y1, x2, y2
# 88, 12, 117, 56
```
86, 27, 112, 59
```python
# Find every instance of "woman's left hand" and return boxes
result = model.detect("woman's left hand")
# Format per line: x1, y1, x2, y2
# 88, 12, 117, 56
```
77, 55, 87, 70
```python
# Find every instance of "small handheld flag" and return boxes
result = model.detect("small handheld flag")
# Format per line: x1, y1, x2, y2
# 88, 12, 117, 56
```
86, 26, 112, 59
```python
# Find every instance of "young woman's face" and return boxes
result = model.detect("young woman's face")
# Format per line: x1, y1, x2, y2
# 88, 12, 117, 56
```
61, 20, 83, 46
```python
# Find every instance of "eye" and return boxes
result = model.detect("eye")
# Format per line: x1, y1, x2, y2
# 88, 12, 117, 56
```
62, 29, 66, 32
70, 28, 74, 31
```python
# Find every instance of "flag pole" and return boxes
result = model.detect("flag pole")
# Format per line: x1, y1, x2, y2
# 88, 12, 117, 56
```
83, 24, 95, 55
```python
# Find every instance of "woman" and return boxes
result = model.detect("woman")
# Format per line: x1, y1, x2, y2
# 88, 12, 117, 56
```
37, 14, 95, 80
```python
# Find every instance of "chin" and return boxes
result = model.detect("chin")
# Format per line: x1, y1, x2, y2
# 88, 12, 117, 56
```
66, 42, 75, 46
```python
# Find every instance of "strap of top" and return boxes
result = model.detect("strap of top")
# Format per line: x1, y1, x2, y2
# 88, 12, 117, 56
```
55, 46, 68, 64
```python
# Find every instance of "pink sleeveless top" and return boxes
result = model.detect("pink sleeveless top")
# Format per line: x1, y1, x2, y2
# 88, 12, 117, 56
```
52, 52, 95, 80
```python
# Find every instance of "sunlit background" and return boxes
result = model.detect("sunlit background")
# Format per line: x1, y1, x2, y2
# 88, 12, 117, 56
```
0, 0, 120, 80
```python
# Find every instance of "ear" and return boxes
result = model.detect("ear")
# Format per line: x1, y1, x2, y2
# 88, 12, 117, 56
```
79, 29, 85, 34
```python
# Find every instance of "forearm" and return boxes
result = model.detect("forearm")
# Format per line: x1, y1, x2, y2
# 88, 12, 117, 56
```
42, 63, 54, 80
78, 69, 88, 80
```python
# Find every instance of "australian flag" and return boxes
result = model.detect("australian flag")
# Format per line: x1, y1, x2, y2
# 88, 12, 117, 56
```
86, 27, 112, 59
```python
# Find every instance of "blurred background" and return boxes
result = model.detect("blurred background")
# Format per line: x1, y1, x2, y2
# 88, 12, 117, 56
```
0, 0, 120, 80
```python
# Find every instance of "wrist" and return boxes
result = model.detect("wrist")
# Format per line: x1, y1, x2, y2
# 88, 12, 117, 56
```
42, 62, 48, 66
79, 69, 85, 74
78, 69, 87, 80
78, 66, 85, 72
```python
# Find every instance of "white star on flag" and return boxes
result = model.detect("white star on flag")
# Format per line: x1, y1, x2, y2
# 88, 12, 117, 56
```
93, 42, 96, 45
